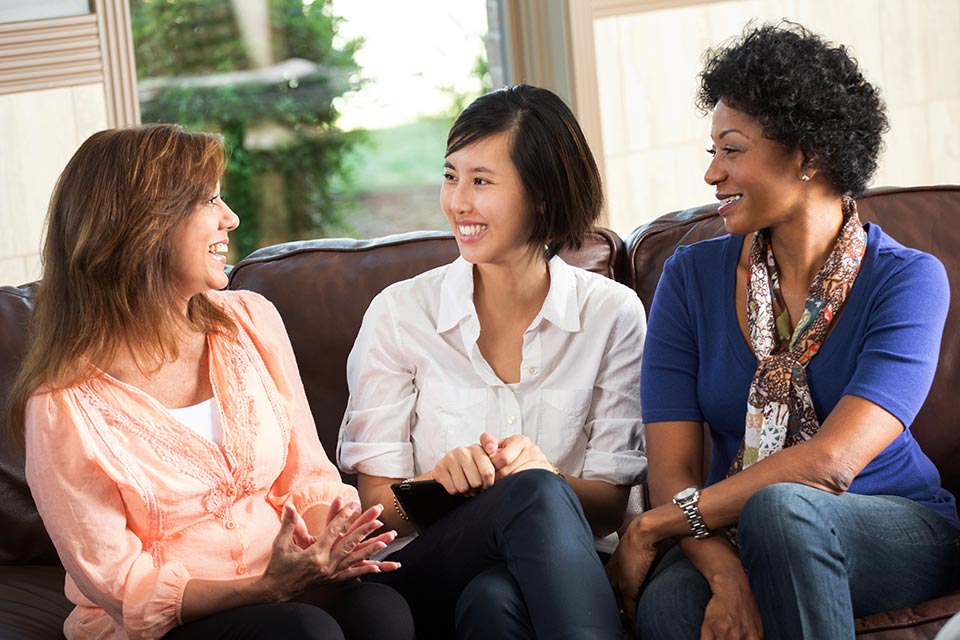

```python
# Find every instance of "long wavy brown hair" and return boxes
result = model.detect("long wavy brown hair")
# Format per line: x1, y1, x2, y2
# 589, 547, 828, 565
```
6, 124, 237, 444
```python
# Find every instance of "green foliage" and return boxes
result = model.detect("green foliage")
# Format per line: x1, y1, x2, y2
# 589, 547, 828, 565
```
130, 0, 362, 258
343, 118, 451, 192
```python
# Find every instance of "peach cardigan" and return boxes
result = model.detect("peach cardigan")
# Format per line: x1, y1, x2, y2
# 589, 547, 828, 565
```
25, 291, 357, 640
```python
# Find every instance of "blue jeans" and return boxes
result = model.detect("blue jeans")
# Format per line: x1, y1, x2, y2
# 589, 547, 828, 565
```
367, 469, 622, 640
636, 483, 960, 640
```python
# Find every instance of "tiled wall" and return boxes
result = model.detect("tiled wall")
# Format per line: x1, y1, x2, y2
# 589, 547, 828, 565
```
0, 83, 108, 285
594, 0, 960, 235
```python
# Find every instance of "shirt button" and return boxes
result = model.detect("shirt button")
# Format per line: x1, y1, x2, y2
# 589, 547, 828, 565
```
528, 366, 538, 375
236, 564, 247, 575
507, 416, 516, 425
225, 520, 236, 530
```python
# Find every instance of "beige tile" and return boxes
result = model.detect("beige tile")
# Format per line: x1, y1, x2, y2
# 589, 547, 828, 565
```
920, 0, 960, 101
0, 83, 108, 270
602, 153, 637, 236
594, 18, 628, 157
873, 104, 931, 188
0, 255, 27, 287
21, 253, 42, 284
927, 99, 960, 185
71, 83, 110, 146
878, 0, 926, 108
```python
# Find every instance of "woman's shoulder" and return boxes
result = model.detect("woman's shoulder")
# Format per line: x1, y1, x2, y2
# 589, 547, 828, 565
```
207, 289, 282, 327
865, 223, 947, 287
669, 233, 738, 267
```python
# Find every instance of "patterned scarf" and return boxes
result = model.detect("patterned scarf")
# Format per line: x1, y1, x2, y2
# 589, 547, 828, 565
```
728, 197, 866, 475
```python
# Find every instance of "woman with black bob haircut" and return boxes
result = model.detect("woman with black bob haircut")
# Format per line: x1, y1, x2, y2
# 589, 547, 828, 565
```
607, 22, 960, 640
339, 84, 646, 638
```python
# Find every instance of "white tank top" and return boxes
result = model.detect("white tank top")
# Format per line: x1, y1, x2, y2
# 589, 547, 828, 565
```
168, 397, 223, 445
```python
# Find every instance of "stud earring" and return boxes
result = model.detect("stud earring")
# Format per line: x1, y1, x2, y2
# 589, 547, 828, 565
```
801, 174, 810, 182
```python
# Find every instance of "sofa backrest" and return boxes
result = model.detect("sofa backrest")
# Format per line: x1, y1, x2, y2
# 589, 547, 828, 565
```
226, 228, 627, 479
0, 284, 60, 565
626, 185, 960, 499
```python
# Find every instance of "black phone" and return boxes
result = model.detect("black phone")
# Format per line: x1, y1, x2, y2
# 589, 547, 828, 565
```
390, 479, 471, 532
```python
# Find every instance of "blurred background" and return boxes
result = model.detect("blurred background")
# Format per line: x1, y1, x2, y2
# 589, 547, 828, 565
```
0, 0, 957, 284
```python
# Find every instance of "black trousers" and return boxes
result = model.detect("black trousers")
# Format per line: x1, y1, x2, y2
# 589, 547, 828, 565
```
162, 580, 414, 640
366, 470, 622, 640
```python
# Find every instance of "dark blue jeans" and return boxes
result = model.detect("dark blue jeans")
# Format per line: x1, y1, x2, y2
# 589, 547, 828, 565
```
367, 469, 622, 640
636, 483, 960, 640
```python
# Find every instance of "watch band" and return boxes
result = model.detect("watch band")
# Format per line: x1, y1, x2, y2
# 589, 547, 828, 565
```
673, 487, 711, 539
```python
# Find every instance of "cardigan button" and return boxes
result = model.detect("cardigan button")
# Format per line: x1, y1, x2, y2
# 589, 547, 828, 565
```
225, 520, 236, 530
236, 564, 247, 575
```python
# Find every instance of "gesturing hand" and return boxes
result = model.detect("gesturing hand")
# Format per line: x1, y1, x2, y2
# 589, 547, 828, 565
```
261, 500, 400, 601
480, 432, 553, 479
432, 443, 497, 496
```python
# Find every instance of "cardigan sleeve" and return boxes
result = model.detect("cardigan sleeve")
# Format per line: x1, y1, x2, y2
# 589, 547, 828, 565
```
25, 392, 190, 640
226, 290, 358, 515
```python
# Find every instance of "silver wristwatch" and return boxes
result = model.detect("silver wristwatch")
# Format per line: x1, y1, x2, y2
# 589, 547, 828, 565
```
673, 486, 710, 539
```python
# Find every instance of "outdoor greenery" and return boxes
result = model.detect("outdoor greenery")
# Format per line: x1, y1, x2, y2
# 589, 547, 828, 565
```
130, 0, 362, 258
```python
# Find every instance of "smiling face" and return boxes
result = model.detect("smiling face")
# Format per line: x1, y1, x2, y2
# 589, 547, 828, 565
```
441, 131, 538, 267
704, 100, 808, 236
170, 181, 240, 299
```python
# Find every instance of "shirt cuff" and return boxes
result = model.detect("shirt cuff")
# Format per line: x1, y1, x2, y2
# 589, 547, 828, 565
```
338, 441, 415, 479
287, 482, 360, 515
582, 450, 647, 487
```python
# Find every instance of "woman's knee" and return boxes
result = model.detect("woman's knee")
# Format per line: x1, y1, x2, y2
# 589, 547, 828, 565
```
261, 603, 343, 640
739, 483, 832, 557
502, 468, 569, 500
455, 565, 530, 638
326, 582, 415, 640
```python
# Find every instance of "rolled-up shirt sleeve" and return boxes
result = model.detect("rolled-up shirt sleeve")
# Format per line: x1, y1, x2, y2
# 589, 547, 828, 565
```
338, 291, 417, 479
581, 289, 647, 486
25, 393, 190, 640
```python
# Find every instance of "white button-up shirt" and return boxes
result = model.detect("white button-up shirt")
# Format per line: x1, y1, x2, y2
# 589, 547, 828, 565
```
338, 256, 647, 551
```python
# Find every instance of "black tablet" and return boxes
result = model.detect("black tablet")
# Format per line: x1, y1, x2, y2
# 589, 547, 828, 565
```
390, 479, 471, 532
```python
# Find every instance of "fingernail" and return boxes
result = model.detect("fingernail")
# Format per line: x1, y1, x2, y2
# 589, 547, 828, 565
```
374, 520, 384, 528
348, 501, 361, 512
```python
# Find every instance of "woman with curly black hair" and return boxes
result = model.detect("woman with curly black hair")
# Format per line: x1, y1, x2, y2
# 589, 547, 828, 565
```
607, 22, 960, 640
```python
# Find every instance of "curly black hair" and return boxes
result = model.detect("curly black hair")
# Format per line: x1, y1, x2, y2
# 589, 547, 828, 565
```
696, 22, 889, 196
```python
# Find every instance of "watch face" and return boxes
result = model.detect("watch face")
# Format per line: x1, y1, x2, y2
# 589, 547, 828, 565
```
675, 487, 698, 502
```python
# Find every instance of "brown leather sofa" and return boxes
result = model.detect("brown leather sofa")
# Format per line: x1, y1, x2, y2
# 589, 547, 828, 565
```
1, 185, 957, 639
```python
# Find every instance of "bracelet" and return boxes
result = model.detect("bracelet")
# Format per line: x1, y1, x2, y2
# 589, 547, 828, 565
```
392, 494, 408, 521
551, 464, 566, 481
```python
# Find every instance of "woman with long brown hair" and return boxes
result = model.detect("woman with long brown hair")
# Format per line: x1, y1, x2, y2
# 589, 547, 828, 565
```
7, 124, 413, 640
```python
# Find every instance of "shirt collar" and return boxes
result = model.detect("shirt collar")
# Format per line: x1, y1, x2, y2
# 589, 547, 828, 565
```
435, 256, 581, 334
540, 256, 581, 333
436, 257, 476, 333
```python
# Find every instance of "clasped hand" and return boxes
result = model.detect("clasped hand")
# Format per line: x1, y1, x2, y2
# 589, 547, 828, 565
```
261, 496, 400, 601
432, 432, 554, 496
